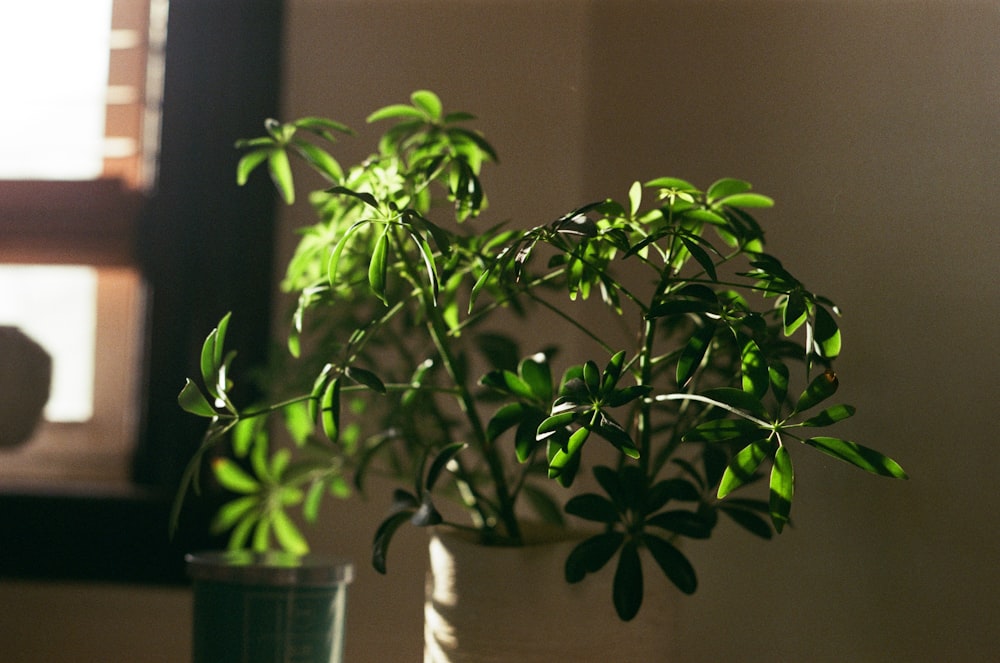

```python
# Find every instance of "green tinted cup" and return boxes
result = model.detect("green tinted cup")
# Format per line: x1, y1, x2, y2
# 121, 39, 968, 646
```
187, 551, 354, 663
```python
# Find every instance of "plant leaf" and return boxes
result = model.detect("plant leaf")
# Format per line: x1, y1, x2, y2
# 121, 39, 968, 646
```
368, 226, 390, 305
411, 89, 443, 120
236, 148, 270, 186
212, 457, 260, 494
372, 510, 413, 574
798, 404, 856, 427
740, 335, 769, 399
794, 370, 839, 413
272, 508, 310, 555
346, 365, 387, 393
701, 387, 768, 420
706, 178, 751, 203
178, 379, 216, 417
267, 148, 295, 204
769, 446, 794, 533
320, 377, 340, 443
804, 437, 908, 479
683, 417, 762, 443
676, 321, 716, 387
425, 442, 465, 491
783, 290, 808, 336
814, 304, 842, 359
717, 439, 773, 499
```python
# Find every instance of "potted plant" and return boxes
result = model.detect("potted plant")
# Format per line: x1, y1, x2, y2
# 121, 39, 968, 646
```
175, 90, 907, 659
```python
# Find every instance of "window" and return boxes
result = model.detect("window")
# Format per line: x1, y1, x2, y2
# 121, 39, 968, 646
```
0, 0, 166, 487
0, 0, 284, 584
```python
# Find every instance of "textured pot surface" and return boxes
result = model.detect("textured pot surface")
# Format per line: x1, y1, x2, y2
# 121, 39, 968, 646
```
188, 552, 354, 663
424, 526, 675, 662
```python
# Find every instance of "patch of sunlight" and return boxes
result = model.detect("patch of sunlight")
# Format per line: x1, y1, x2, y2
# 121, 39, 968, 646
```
0, 265, 97, 421
0, 0, 114, 179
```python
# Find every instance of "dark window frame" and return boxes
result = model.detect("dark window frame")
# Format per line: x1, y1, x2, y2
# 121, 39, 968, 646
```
0, 0, 284, 585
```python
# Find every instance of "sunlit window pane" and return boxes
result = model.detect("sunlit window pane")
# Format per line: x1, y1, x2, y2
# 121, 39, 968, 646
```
0, 265, 97, 421
0, 1, 114, 179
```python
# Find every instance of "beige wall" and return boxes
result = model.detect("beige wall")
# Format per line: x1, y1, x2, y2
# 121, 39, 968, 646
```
280, 1, 1000, 661
1, 1, 995, 661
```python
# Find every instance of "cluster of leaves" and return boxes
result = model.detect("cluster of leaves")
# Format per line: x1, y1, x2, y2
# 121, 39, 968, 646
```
176, 91, 906, 622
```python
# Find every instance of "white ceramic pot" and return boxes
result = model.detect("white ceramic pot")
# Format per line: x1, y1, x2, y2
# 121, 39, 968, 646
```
424, 525, 675, 662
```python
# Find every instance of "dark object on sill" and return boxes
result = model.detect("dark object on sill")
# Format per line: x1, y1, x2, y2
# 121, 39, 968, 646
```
0, 326, 51, 449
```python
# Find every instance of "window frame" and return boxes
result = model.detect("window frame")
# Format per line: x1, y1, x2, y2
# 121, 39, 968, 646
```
0, 0, 284, 584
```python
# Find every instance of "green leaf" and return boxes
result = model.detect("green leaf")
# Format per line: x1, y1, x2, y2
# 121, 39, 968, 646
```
346, 365, 387, 393
701, 387, 768, 420
783, 290, 808, 336
519, 354, 552, 403
679, 235, 718, 280
804, 437, 908, 479
267, 148, 295, 204
199, 313, 230, 401
548, 426, 590, 479
326, 185, 380, 209
769, 446, 794, 533
798, 404, 856, 427
480, 369, 534, 401
582, 360, 601, 394
628, 180, 642, 217
366, 104, 426, 123
599, 353, 623, 393
565, 493, 620, 524
536, 410, 580, 439
236, 149, 270, 186
372, 510, 414, 574
212, 457, 260, 494
740, 336, 769, 399
716, 193, 774, 208
303, 480, 326, 523
683, 417, 762, 443
814, 304, 842, 359
291, 140, 343, 181
644, 533, 697, 595
211, 496, 258, 534
411, 90, 443, 120
676, 322, 716, 387
178, 379, 216, 417
368, 226, 390, 305
487, 402, 529, 443
272, 508, 310, 555
425, 442, 465, 491
320, 377, 340, 443
794, 370, 839, 413
706, 178, 752, 203
718, 439, 773, 499
292, 116, 353, 140
613, 541, 644, 621
769, 361, 790, 407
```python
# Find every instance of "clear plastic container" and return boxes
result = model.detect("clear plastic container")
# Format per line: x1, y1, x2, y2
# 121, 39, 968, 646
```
187, 551, 354, 663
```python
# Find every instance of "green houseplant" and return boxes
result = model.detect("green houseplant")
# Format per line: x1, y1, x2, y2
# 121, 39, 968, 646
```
175, 90, 907, 626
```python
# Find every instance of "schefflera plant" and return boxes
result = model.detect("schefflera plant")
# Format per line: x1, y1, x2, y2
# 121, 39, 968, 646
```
176, 90, 907, 621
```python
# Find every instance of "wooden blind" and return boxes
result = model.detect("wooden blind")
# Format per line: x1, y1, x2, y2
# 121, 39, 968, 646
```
105, 0, 168, 190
